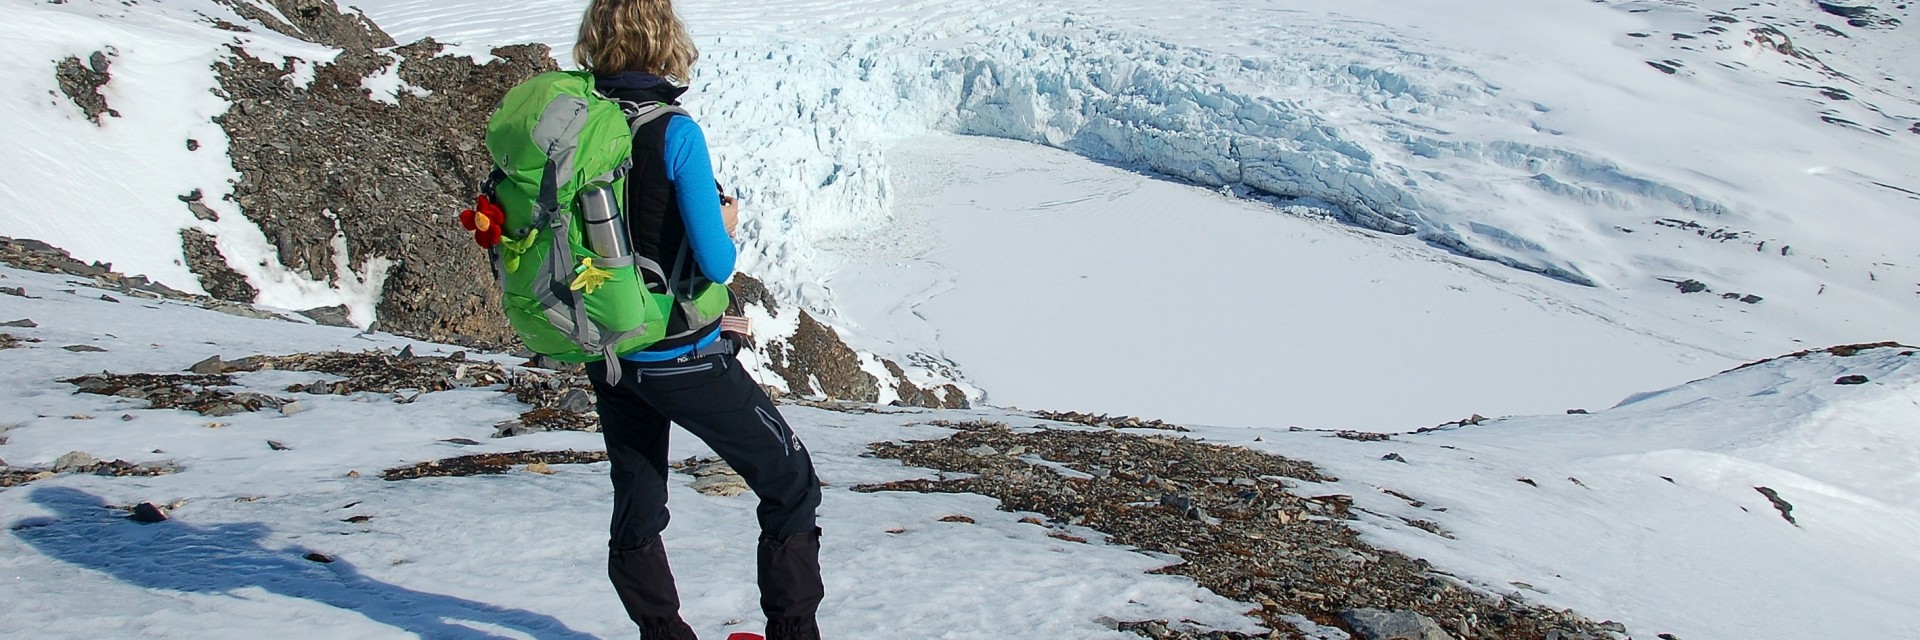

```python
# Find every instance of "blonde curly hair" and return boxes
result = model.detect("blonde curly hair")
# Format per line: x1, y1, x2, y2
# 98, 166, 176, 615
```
574, 0, 700, 82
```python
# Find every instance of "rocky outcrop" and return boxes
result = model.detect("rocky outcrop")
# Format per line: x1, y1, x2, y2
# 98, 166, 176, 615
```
731, 273, 968, 407
215, 0, 396, 51
883, 360, 969, 410
56, 52, 118, 124
213, 5, 554, 345
0, 236, 202, 301
195, 0, 968, 404
728, 273, 779, 316
765, 310, 879, 402
180, 228, 259, 303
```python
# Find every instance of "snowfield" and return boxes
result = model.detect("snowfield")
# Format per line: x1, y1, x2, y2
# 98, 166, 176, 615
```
0, 265, 1260, 639
1207, 345, 1920, 640
3, 263, 1916, 639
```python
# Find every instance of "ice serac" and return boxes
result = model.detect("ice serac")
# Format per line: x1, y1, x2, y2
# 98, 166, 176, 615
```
692, 0, 1916, 303
703, 21, 1707, 287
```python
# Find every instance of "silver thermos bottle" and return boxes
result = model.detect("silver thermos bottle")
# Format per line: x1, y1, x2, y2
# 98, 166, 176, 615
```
578, 186, 632, 259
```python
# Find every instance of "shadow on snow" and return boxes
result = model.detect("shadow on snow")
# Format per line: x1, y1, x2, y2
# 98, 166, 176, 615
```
12, 486, 596, 640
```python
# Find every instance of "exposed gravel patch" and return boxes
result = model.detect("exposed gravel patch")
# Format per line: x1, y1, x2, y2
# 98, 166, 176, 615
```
63, 373, 292, 417
1725, 341, 1918, 373
856, 420, 1621, 640
1, 457, 177, 489
1031, 409, 1190, 432
241, 349, 600, 436
0, 235, 291, 325
243, 349, 510, 396
381, 450, 608, 480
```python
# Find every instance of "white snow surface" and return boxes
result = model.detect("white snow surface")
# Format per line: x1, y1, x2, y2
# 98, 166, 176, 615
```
1191, 337, 1920, 640
0, 265, 1261, 639
5, 0, 1920, 634
5, 263, 1918, 638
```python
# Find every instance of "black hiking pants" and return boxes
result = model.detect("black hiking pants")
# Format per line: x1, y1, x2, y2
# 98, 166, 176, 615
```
586, 347, 825, 638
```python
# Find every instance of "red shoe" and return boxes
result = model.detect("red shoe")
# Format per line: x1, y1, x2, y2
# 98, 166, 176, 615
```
726, 634, 765, 640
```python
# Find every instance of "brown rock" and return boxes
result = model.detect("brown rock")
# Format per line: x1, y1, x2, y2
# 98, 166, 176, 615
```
188, 355, 227, 374
53, 451, 97, 472
212, 17, 555, 347
180, 229, 258, 303
297, 306, 355, 328
690, 473, 750, 497
56, 52, 119, 124
765, 311, 877, 402
127, 502, 169, 523
187, 201, 220, 222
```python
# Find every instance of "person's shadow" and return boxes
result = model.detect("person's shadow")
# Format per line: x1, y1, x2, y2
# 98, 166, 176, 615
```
13, 486, 598, 639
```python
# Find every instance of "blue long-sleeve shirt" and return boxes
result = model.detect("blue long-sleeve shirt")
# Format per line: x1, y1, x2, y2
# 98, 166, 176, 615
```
661, 116, 736, 284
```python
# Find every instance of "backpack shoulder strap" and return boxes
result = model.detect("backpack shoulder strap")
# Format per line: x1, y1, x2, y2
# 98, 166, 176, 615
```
621, 102, 691, 135
617, 101, 692, 287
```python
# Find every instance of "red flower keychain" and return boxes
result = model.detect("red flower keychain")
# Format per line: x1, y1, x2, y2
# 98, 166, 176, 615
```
459, 195, 506, 248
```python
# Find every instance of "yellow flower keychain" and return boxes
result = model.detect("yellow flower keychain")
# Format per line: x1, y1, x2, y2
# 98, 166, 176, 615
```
570, 257, 613, 294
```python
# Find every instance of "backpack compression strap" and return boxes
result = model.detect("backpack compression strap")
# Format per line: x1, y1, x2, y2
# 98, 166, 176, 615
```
526, 157, 654, 385
524, 101, 696, 385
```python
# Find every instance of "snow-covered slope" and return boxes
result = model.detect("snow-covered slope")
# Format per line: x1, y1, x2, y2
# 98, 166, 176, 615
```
0, 0, 398, 318
854, 136, 1733, 429
13, 0, 1887, 340
0, 264, 1257, 638
1205, 342, 1920, 639
5, 263, 1916, 638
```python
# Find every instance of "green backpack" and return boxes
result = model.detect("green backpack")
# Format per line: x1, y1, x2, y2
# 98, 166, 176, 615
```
481, 71, 725, 383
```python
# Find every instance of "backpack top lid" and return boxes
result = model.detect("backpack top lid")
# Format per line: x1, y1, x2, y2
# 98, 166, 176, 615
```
484, 71, 636, 235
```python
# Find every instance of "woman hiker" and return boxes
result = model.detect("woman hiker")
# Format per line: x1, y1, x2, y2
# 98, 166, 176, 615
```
573, 1, 824, 638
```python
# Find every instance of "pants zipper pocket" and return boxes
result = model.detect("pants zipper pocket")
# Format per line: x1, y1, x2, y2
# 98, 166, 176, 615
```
639, 362, 716, 377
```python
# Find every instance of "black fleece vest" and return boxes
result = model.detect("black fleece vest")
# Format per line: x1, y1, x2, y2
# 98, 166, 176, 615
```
599, 82, 719, 350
